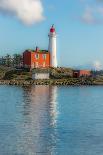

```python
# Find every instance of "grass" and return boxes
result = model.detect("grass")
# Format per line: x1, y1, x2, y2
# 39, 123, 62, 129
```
1, 66, 103, 85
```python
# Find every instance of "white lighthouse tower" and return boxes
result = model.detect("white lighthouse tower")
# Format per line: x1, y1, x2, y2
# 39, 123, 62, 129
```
48, 25, 57, 68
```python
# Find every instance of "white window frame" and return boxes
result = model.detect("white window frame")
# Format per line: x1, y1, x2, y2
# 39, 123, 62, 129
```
35, 54, 39, 59
43, 54, 47, 60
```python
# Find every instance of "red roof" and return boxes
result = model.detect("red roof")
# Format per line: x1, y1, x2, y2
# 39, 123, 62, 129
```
50, 25, 55, 33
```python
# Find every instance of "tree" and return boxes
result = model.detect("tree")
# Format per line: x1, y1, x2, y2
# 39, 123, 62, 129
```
13, 54, 23, 67
5, 54, 12, 67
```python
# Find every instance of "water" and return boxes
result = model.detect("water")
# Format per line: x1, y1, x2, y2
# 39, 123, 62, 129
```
0, 85, 103, 155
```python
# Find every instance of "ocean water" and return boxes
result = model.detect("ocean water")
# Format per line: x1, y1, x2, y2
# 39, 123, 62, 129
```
0, 85, 103, 155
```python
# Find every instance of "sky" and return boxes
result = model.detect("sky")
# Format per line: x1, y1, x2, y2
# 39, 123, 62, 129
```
0, 0, 103, 68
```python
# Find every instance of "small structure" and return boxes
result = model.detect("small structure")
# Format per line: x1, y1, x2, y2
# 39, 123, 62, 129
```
73, 70, 91, 78
32, 69, 50, 80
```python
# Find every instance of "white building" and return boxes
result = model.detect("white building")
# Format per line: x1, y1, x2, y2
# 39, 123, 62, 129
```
48, 25, 57, 68
32, 69, 50, 80
32, 73, 50, 80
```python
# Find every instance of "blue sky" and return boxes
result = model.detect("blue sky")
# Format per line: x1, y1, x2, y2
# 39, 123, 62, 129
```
0, 0, 103, 68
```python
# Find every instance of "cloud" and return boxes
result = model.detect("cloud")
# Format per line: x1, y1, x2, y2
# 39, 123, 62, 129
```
80, 6, 103, 24
93, 60, 103, 70
76, 60, 103, 70
0, 0, 45, 25
78, 0, 103, 24
81, 6, 95, 24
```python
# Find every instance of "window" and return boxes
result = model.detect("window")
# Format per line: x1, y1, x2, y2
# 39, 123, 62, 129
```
43, 54, 46, 60
35, 54, 39, 59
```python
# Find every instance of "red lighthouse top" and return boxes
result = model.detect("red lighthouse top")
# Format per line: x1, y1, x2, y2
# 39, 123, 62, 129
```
50, 25, 55, 33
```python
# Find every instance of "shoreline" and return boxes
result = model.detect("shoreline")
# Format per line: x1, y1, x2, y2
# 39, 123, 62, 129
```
0, 79, 103, 86
0, 67, 102, 86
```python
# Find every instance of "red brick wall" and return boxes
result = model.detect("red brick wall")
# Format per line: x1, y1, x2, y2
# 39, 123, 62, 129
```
23, 51, 32, 68
73, 71, 80, 78
73, 70, 91, 78
23, 50, 50, 68
32, 52, 50, 68
80, 70, 91, 76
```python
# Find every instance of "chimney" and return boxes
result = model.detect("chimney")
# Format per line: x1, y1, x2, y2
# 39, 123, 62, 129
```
36, 46, 39, 52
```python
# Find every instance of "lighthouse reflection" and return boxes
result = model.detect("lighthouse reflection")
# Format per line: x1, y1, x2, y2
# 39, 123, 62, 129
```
19, 85, 58, 154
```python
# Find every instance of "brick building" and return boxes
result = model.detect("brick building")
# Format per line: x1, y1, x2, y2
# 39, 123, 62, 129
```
73, 70, 91, 78
23, 47, 50, 69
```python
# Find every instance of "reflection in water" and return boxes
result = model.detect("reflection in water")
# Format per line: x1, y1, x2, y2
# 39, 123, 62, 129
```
16, 85, 58, 155
1, 86, 103, 155
49, 86, 58, 127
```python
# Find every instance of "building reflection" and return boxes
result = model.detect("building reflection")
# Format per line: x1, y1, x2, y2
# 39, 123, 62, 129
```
16, 85, 59, 155
49, 86, 58, 126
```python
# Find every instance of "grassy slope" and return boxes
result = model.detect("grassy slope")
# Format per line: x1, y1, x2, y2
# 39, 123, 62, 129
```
2, 67, 73, 80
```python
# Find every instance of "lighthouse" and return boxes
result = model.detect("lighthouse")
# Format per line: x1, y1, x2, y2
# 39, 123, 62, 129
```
48, 25, 57, 68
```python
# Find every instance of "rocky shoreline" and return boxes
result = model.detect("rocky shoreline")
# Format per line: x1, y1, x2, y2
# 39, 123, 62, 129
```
0, 67, 103, 86
0, 78, 103, 86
